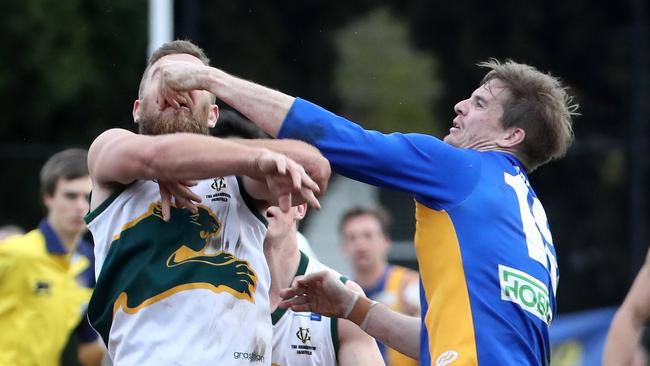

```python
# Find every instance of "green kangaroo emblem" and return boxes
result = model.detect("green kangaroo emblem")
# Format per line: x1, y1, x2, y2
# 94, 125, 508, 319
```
88, 202, 257, 343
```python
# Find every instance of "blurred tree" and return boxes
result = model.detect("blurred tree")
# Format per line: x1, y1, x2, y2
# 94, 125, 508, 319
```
0, 0, 147, 229
334, 7, 441, 135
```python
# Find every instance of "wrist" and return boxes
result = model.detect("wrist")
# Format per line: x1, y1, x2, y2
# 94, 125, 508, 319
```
344, 294, 377, 328
248, 148, 270, 177
205, 68, 228, 98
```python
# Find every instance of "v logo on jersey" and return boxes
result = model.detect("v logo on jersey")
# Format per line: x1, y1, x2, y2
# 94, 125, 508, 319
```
296, 327, 311, 344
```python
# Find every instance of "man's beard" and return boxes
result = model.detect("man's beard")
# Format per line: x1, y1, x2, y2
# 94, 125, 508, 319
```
138, 104, 210, 136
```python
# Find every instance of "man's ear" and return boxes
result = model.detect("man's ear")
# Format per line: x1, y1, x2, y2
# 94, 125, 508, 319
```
295, 203, 308, 221
498, 127, 526, 148
207, 104, 219, 128
132, 100, 141, 123
42, 193, 53, 211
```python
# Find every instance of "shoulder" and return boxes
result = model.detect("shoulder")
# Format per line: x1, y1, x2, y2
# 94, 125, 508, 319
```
0, 229, 46, 261
89, 128, 137, 156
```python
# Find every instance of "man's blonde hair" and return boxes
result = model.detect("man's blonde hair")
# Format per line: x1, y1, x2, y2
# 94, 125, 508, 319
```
479, 59, 578, 171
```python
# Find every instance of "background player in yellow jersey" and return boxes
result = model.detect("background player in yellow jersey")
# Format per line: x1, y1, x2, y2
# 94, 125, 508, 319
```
0, 149, 104, 366
340, 206, 419, 366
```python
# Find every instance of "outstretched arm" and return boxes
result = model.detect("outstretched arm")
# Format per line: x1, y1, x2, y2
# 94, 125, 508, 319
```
603, 249, 650, 365
337, 280, 385, 366
155, 61, 478, 207
279, 271, 420, 359
155, 60, 292, 137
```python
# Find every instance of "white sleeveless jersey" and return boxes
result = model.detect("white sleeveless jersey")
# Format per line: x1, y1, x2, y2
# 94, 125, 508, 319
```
271, 252, 342, 366
85, 177, 271, 366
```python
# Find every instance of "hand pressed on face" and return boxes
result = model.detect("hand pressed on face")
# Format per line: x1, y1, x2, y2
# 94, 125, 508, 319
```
154, 60, 210, 110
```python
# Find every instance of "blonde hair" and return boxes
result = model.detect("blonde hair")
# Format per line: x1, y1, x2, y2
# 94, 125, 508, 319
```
479, 59, 578, 171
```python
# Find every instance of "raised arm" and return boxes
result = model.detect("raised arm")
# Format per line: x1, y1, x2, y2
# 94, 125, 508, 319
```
279, 270, 420, 359
88, 128, 320, 213
155, 60, 293, 136
603, 249, 650, 365
155, 61, 479, 207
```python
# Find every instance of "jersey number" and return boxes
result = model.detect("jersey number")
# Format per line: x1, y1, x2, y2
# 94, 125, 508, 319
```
504, 171, 558, 295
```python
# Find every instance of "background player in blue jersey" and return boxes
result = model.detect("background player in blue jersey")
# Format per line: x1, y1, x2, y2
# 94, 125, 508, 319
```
340, 206, 419, 366
153, 58, 577, 366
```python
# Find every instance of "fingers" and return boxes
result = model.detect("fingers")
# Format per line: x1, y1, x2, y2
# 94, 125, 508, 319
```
278, 276, 308, 299
173, 182, 202, 203
275, 155, 287, 175
180, 180, 198, 187
159, 183, 172, 222
278, 193, 291, 213
287, 303, 313, 313
157, 180, 202, 217
278, 295, 310, 311
178, 91, 194, 107
299, 186, 321, 210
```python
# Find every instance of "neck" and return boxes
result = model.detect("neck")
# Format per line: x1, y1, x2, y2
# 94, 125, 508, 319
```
47, 218, 80, 253
354, 261, 387, 289
266, 231, 301, 312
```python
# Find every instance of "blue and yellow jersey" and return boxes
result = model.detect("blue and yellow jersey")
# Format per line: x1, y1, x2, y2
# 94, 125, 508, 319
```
279, 99, 559, 366
0, 219, 96, 366
363, 265, 419, 366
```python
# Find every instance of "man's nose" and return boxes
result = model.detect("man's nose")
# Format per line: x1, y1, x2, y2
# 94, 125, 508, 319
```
454, 99, 468, 115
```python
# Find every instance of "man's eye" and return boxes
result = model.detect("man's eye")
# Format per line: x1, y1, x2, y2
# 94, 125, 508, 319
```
64, 193, 77, 200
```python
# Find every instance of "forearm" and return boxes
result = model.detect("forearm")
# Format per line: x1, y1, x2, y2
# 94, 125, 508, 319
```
101, 134, 267, 185
232, 139, 330, 193
204, 68, 294, 137
604, 263, 650, 365
361, 302, 420, 359
603, 309, 642, 365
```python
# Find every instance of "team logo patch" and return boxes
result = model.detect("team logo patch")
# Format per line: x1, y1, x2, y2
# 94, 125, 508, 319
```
206, 177, 231, 202
499, 264, 552, 324
291, 326, 317, 356
211, 177, 227, 191
296, 327, 311, 344
34, 280, 52, 295
436, 350, 458, 365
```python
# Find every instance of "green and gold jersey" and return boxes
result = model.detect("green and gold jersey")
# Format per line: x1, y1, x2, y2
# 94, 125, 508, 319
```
85, 176, 270, 365
271, 252, 340, 366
